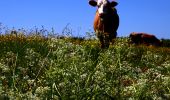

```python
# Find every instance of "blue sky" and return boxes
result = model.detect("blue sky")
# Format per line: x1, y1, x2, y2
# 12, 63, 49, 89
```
0, 0, 170, 39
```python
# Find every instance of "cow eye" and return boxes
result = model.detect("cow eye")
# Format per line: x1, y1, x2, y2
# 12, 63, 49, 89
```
98, 2, 102, 7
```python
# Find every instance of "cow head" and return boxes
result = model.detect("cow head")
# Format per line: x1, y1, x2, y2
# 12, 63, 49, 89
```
129, 33, 143, 44
89, 0, 118, 18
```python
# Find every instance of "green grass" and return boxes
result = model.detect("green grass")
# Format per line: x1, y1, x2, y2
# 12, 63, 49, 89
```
0, 31, 170, 99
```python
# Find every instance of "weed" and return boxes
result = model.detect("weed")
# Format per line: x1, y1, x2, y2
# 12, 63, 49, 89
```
0, 27, 170, 99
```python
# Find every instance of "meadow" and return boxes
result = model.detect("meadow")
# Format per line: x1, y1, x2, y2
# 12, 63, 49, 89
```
0, 27, 170, 100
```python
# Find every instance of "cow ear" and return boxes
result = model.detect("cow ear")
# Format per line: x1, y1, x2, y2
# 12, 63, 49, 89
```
110, 1, 118, 7
89, 0, 97, 7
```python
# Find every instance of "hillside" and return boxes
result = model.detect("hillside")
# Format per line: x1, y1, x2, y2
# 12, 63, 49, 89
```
0, 32, 170, 99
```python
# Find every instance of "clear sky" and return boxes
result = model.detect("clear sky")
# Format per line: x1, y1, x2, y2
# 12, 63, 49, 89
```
0, 0, 170, 39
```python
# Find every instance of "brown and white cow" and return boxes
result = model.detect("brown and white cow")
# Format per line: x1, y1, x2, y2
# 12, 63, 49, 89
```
129, 32, 162, 46
89, 0, 119, 48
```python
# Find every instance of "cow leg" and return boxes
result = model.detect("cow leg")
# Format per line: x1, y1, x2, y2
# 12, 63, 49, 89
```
97, 32, 113, 48
103, 33, 110, 48
97, 32, 105, 48
109, 32, 117, 45
100, 36, 105, 48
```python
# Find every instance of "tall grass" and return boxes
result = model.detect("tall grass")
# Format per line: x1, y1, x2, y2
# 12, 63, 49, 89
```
0, 28, 170, 99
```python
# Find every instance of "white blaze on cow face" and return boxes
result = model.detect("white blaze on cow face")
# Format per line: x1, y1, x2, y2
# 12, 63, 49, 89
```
97, 0, 108, 15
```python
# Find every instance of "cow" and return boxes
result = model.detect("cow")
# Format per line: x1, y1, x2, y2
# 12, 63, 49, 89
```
129, 32, 162, 46
89, 0, 119, 48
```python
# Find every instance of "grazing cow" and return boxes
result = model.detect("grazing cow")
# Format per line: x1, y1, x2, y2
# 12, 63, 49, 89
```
129, 32, 162, 46
89, 0, 119, 48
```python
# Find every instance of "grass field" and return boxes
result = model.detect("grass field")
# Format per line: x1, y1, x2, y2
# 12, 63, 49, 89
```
0, 29, 170, 99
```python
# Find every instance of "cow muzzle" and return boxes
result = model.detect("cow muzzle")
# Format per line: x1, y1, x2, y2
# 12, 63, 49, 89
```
99, 13, 105, 18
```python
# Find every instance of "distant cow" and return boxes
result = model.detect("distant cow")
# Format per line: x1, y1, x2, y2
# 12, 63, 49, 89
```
129, 32, 162, 46
89, 0, 119, 48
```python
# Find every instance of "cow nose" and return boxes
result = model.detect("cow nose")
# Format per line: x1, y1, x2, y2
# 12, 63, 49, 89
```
99, 13, 105, 18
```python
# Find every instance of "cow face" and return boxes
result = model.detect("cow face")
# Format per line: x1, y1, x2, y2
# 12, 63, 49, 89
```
129, 33, 142, 44
89, 0, 118, 18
